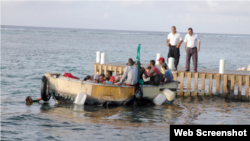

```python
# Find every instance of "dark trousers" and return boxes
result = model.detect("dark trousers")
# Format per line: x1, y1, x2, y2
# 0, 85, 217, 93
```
168, 45, 180, 68
186, 47, 198, 71
144, 74, 161, 86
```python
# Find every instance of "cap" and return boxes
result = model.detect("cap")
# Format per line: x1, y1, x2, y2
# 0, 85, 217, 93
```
158, 57, 165, 62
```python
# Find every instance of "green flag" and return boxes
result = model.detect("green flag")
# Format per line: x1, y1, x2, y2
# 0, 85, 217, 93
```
136, 44, 144, 85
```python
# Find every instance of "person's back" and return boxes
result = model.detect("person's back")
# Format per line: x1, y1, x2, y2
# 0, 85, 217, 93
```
122, 66, 138, 85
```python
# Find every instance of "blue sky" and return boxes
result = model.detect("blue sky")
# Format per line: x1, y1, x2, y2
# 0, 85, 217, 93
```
1, 0, 250, 34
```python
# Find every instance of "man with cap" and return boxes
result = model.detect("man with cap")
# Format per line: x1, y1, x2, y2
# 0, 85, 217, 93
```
116, 58, 138, 87
166, 26, 183, 70
158, 57, 168, 75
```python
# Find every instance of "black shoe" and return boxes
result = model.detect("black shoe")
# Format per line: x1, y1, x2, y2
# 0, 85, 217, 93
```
185, 69, 190, 72
194, 70, 197, 72
175, 67, 177, 71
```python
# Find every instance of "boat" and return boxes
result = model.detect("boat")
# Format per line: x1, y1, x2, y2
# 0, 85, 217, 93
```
40, 44, 179, 106
41, 72, 179, 106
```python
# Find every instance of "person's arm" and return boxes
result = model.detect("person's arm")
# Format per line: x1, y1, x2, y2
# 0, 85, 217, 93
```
144, 67, 155, 77
166, 34, 170, 47
117, 67, 127, 86
184, 35, 187, 52
176, 34, 183, 48
197, 35, 201, 52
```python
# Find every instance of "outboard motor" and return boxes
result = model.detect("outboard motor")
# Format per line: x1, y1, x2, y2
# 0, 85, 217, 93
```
41, 76, 51, 101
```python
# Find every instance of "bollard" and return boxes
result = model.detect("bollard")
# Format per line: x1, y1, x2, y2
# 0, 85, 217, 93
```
96, 51, 101, 63
156, 53, 162, 65
101, 52, 106, 64
219, 59, 225, 74
219, 59, 226, 94
168, 57, 175, 70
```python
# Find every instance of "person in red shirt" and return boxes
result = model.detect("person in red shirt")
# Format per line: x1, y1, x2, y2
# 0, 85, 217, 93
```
143, 60, 162, 86
106, 71, 115, 84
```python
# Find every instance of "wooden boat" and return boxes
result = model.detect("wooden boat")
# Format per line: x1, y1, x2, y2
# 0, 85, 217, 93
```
42, 72, 179, 106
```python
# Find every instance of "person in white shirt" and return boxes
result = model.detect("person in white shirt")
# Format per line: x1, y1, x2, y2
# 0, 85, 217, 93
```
166, 26, 183, 71
116, 58, 138, 87
184, 28, 201, 72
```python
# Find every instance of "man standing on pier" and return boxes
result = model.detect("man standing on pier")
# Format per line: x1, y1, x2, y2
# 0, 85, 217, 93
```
184, 28, 201, 72
166, 26, 183, 71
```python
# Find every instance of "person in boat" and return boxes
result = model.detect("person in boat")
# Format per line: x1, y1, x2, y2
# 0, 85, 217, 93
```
100, 73, 105, 78
115, 76, 120, 83
162, 63, 173, 83
135, 62, 145, 80
143, 60, 162, 86
93, 75, 99, 83
158, 57, 168, 74
116, 58, 138, 87
99, 76, 104, 83
103, 75, 113, 84
106, 71, 115, 84
25, 96, 42, 105
84, 75, 92, 82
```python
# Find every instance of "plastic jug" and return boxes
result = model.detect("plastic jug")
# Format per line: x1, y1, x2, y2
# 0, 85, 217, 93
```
74, 92, 87, 105
153, 93, 166, 105
163, 89, 175, 101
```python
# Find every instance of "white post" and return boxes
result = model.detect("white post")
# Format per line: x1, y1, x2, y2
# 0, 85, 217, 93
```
101, 52, 106, 64
156, 53, 161, 65
219, 59, 225, 74
219, 59, 225, 94
96, 51, 101, 63
168, 57, 175, 70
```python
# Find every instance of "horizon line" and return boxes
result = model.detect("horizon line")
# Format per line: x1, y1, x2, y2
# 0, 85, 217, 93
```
1, 24, 250, 36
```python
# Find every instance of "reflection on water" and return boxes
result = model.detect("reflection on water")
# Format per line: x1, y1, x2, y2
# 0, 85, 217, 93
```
1, 96, 250, 140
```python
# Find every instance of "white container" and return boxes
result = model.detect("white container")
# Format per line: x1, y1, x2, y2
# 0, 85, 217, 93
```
153, 93, 166, 105
168, 57, 175, 70
74, 92, 87, 105
156, 53, 162, 65
101, 52, 106, 64
219, 59, 225, 74
163, 89, 175, 101
96, 51, 101, 63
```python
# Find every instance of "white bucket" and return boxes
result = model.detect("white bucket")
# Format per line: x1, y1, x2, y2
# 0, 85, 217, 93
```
163, 89, 175, 101
168, 57, 175, 70
74, 92, 87, 105
219, 59, 225, 74
153, 93, 166, 105
101, 53, 106, 64
96, 51, 101, 63
156, 53, 162, 65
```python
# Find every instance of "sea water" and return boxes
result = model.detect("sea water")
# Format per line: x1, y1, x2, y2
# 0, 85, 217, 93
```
1, 25, 250, 141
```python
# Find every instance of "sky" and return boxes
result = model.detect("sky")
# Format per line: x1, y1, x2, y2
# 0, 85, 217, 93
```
1, 0, 250, 34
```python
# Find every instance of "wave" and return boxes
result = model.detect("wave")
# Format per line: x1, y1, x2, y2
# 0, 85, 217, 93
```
0, 28, 26, 31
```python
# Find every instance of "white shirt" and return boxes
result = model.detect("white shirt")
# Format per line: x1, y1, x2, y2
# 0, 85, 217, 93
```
167, 32, 182, 46
119, 66, 138, 85
184, 33, 200, 48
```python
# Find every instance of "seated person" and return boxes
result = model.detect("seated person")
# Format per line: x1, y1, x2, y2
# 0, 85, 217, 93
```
143, 60, 161, 86
116, 58, 138, 87
93, 75, 99, 83
158, 57, 169, 74
162, 63, 173, 83
106, 71, 115, 84
115, 76, 120, 83
100, 73, 105, 78
84, 75, 92, 82
98, 76, 104, 83
103, 75, 113, 84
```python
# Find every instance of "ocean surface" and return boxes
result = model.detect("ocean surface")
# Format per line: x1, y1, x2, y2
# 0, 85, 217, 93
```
1, 25, 250, 141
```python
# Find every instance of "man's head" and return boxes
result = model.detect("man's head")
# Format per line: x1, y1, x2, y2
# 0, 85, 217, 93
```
26, 96, 33, 104
126, 58, 135, 66
158, 57, 165, 65
99, 76, 104, 83
84, 75, 91, 81
100, 73, 105, 78
150, 60, 155, 67
171, 26, 176, 33
106, 71, 112, 76
162, 63, 168, 71
188, 28, 193, 35
105, 75, 110, 81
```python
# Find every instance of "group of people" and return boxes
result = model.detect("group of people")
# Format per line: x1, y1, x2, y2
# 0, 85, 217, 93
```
84, 57, 173, 87
167, 26, 201, 72
84, 71, 121, 84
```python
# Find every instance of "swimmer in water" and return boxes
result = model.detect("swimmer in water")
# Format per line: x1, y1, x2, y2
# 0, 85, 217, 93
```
25, 96, 42, 105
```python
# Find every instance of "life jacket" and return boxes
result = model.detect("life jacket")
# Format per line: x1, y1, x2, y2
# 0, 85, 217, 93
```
63, 73, 79, 79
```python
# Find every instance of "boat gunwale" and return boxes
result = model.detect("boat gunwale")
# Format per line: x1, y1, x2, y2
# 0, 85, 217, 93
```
44, 72, 179, 88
